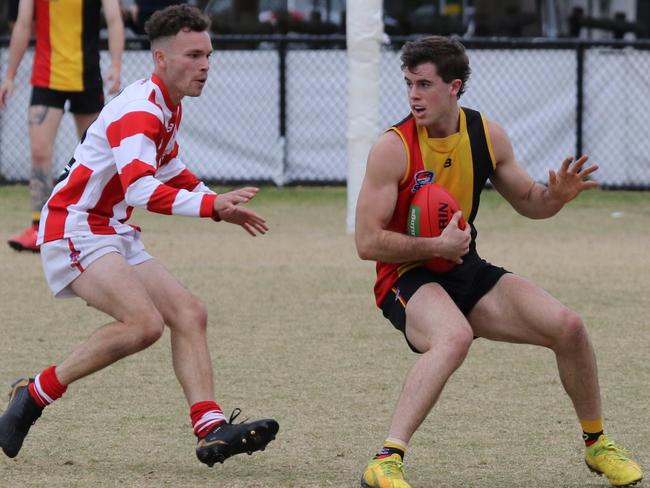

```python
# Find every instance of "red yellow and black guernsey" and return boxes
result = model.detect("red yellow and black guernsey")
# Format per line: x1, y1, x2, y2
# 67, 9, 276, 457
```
373, 107, 497, 307
32, 0, 102, 92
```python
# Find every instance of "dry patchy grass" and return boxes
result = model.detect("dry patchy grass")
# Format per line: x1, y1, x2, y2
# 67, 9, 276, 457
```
0, 185, 649, 487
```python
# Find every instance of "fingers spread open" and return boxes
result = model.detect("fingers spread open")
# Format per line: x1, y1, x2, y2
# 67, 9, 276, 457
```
236, 187, 259, 199
579, 164, 599, 177
240, 207, 266, 222
241, 222, 257, 236
559, 156, 573, 174
241, 219, 268, 236
572, 155, 589, 173
228, 194, 251, 205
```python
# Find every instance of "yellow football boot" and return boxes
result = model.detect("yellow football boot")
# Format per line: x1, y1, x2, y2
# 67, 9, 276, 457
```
585, 435, 643, 487
361, 453, 411, 488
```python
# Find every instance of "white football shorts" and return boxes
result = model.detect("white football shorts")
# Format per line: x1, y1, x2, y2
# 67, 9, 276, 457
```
40, 230, 153, 298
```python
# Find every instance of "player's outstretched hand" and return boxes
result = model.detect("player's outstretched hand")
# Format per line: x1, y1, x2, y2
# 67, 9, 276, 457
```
548, 155, 599, 203
214, 187, 269, 236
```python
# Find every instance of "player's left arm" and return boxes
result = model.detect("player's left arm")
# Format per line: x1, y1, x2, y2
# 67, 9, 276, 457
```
487, 119, 599, 219
102, 0, 124, 95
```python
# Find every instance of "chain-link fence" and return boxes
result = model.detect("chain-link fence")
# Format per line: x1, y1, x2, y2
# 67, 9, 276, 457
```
1, 36, 649, 188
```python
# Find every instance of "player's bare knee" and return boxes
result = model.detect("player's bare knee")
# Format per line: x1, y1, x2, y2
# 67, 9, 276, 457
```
193, 298, 209, 331
129, 311, 165, 350
137, 324, 164, 350
555, 309, 587, 350
421, 326, 472, 364
31, 147, 52, 167
445, 326, 473, 363
172, 295, 208, 333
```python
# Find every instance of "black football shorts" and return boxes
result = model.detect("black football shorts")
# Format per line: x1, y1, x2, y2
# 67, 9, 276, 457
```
30, 85, 105, 114
380, 252, 509, 353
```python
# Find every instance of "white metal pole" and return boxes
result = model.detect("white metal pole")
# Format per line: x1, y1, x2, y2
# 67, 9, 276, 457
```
346, 0, 384, 234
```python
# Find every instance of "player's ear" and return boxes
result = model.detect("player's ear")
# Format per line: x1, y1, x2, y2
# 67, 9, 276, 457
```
153, 48, 167, 69
449, 79, 462, 97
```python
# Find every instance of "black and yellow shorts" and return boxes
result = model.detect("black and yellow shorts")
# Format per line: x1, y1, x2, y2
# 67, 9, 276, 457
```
380, 253, 509, 353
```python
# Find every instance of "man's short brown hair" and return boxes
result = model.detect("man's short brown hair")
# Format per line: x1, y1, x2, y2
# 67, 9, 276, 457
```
145, 4, 211, 43
400, 36, 471, 98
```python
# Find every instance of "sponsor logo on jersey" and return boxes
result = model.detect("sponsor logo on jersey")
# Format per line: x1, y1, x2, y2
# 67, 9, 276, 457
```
411, 169, 435, 193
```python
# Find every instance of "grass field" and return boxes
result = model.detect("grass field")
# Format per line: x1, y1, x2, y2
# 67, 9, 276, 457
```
0, 184, 649, 488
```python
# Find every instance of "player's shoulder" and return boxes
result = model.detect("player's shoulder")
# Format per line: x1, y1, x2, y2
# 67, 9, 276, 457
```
103, 79, 165, 120
483, 117, 507, 138
124, 78, 162, 105
472, 110, 506, 143
366, 130, 407, 181
482, 116, 513, 159
372, 129, 406, 158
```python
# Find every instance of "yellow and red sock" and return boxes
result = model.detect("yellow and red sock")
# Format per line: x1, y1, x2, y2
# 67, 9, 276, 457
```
28, 365, 67, 408
190, 401, 226, 438
581, 418, 604, 446
374, 438, 407, 461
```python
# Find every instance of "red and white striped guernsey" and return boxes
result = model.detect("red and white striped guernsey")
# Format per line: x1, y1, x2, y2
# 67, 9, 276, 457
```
37, 74, 218, 245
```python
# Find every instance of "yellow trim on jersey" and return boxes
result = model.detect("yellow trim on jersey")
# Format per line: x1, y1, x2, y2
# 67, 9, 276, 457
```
397, 261, 420, 278
386, 127, 412, 187
480, 113, 497, 170
49, 0, 83, 91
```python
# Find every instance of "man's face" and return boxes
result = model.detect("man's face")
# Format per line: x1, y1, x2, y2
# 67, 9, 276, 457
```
403, 62, 459, 126
157, 29, 213, 102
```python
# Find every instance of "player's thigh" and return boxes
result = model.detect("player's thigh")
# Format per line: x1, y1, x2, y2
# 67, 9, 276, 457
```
469, 273, 577, 347
68, 251, 161, 324
405, 282, 473, 354
132, 259, 204, 329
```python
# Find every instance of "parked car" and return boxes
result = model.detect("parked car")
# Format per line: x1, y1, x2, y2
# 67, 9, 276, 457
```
204, 0, 345, 35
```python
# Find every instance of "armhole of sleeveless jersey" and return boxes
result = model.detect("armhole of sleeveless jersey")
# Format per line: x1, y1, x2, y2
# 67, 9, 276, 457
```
386, 127, 411, 188
480, 113, 497, 171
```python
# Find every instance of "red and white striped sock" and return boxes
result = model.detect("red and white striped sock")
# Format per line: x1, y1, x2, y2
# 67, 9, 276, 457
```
28, 365, 67, 408
190, 400, 226, 438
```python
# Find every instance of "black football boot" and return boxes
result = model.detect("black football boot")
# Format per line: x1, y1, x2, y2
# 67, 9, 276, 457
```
196, 408, 279, 467
0, 378, 43, 458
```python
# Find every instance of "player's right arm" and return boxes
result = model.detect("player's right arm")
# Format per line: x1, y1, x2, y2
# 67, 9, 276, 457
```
355, 131, 470, 264
0, 0, 34, 109
102, 0, 124, 95
109, 101, 267, 235
109, 102, 217, 218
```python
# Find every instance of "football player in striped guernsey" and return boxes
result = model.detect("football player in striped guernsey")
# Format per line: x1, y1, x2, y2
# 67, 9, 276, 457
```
0, 5, 278, 468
